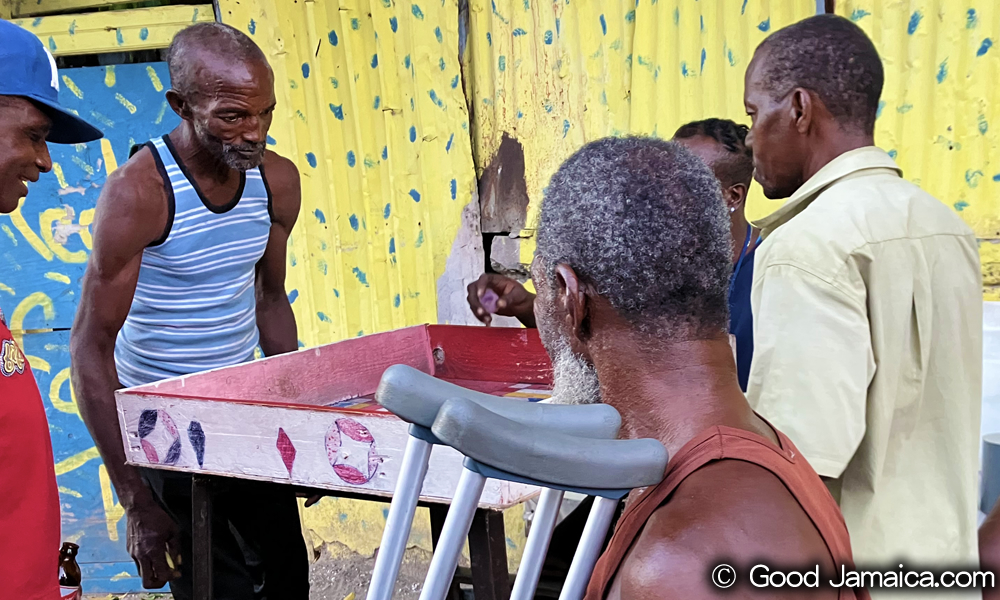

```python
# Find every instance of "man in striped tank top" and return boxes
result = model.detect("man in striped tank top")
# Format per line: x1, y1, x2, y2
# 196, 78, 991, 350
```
71, 24, 307, 599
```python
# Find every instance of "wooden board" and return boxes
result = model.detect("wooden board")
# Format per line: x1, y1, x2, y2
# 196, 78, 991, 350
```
116, 325, 553, 509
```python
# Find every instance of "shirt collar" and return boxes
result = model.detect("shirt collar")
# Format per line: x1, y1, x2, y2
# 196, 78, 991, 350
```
752, 146, 902, 234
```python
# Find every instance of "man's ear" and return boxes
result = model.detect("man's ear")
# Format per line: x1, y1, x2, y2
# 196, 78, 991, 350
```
790, 88, 813, 134
553, 263, 589, 341
166, 89, 193, 120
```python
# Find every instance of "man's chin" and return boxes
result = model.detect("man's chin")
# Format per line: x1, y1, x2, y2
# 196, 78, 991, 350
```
0, 189, 23, 215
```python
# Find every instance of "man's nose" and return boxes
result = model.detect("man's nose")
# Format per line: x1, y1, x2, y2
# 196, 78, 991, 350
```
242, 116, 264, 143
36, 143, 53, 173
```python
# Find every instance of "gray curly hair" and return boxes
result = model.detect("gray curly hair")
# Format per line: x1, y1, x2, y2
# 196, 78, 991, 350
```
535, 136, 732, 340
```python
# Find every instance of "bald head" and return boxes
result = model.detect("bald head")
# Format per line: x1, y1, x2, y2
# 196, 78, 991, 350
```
167, 23, 269, 98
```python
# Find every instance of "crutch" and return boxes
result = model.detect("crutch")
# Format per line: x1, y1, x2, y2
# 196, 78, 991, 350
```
420, 397, 669, 600
368, 365, 622, 600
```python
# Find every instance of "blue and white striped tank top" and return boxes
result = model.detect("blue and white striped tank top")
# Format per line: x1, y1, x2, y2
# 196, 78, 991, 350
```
114, 135, 272, 387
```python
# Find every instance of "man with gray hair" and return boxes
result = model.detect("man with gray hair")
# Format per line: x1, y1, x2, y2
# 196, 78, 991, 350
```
71, 22, 306, 598
523, 137, 862, 599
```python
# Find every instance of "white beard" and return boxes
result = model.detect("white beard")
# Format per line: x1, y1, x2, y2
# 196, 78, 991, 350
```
547, 337, 602, 405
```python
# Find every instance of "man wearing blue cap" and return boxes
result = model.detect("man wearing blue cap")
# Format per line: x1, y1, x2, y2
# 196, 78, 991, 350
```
0, 18, 103, 600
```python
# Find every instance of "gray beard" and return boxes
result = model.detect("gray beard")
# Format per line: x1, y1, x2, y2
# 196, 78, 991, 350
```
547, 337, 602, 405
194, 121, 265, 171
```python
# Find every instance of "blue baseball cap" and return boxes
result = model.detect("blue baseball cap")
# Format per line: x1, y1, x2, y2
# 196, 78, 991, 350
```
0, 19, 103, 144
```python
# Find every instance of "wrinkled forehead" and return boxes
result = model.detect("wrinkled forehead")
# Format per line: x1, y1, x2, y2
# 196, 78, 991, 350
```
186, 52, 273, 98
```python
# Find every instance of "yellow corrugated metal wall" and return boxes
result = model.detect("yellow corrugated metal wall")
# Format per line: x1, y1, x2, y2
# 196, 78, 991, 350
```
219, 0, 481, 350
462, 0, 818, 268
835, 0, 1000, 298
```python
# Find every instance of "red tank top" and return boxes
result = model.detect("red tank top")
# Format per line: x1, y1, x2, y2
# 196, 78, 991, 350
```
0, 316, 60, 600
585, 425, 867, 600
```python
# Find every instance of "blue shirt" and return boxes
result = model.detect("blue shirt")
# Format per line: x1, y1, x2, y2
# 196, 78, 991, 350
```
729, 230, 757, 392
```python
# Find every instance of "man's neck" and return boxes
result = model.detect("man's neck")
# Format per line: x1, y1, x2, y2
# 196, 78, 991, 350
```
729, 210, 751, 264
801, 131, 875, 184
593, 337, 765, 459
170, 124, 235, 185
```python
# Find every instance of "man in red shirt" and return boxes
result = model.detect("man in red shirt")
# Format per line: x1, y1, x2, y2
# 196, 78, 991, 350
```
0, 18, 103, 600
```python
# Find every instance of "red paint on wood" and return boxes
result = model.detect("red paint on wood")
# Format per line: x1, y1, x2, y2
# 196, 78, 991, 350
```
428, 326, 551, 384
276, 428, 296, 476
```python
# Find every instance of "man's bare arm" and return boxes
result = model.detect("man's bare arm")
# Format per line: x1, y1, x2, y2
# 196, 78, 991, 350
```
255, 152, 300, 356
70, 148, 179, 587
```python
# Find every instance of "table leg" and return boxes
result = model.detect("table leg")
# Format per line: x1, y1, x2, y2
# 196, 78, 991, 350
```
192, 475, 213, 600
428, 504, 463, 600
468, 508, 510, 600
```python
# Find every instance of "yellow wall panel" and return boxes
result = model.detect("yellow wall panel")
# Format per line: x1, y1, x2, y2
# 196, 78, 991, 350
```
218, 0, 482, 349
836, 0, 1000, 297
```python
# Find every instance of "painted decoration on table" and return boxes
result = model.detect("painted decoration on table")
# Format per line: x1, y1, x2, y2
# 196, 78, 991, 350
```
1, 338, 26, 377
137, 409, 181, 465
325, 418, 382, 485
187, 421, 206, 468
276, 427, 296, 476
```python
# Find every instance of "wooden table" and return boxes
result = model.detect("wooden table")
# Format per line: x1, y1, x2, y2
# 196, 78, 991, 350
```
115, 325, 553, 600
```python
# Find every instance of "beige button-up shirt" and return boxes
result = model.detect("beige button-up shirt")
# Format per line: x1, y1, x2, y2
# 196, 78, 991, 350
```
748, 147, 982, 569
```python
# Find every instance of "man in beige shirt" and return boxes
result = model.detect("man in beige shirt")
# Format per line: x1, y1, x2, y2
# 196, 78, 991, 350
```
744, 13, 982, 573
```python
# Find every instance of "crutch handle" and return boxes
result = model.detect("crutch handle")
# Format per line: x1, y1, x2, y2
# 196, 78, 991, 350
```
376, 364, 621, 438
432, 397, 668, 491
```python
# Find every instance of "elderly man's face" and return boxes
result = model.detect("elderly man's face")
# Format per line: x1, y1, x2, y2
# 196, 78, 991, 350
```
0, 97, 53, 214
530, 256, 602, 405
186, 56, 275, 170
743, 52, 806, 199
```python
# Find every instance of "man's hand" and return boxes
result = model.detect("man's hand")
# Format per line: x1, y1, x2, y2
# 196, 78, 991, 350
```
466, 274, 537, 327
126, 503, 182, 589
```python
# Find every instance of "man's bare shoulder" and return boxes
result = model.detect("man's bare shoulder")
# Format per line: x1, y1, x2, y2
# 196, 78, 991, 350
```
95, 145, 168, 243
261, 150, 300, 226
615, 460, 835, 599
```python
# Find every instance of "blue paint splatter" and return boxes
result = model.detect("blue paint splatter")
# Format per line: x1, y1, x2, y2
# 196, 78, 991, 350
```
450, 178, 457, 200
390, 17, 398, 32
487, 32, 492, 46
288, 290, 298, 304
409, 189, 421, 202
436, 26, 444, 42
740, 0, 748, 15
757, 19, 770, 32
371, 54, 378, 68
318, 260, 328, 276
139, 27, 149, 40
978, 115, 989, 135
907, 11, 922, 35
410, 98, 415, 111
267, 135, 277, 145
966, 170, 984, 188
513, 28, 527, 37
498, 56, 506, 71
364, 157, 376, 168
373, 95, 381, 109
993, 174, 1000, 182
415, 230, 424, 248
967, 9, 978, 29
680, 62, 689, 77
394, 294, 401, 308
429, 90, 444, 108
562, 119, 570, 138
329, 104, 344, 120
850, 9, 870, 22
625, 10, 635, 23
954, 200, 969, 211
544, 30, 553, 44
446, 133, 454, 152
304, 152, 319, 168
727, 48, 736, 67
412, 4, 425, 19
333, 289, 340, 297
936, 59, 948, 84
555, 18, 560, 36
353, 267, 369, 286
887, 149, 897, 159
318, 312, 332, 323
384, 203, 392, 219
439, 57, 446, 71
700, 48, 706, 73
876, 100, 886, 119
451, 74, 460, 88
114, 30, 122, 46
330, 77, 339, 88
700, 16, 704, 31
897, 103, 913, 113
247, 19, 256, 35
302, 63, 310, 78
978, 39, 993, 57
673, 7, 679, 25
351, 18, 360, 30
68, 20, 76, 34
313, 209, 326, 223
382, 146, 388, 160
347, 151, 356, 167
404, 55, 411, 69
409, 126, 417, 142
32, 17, 42, 26
600, 14, 607, 35
349, 214, 359, 230
329, 30, 338, 45
389, 238, 396, 254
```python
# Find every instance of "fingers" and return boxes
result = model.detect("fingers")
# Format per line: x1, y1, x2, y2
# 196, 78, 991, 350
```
166, 531, 183, 578
136, 552, 166, 589
466, 278, 491, 324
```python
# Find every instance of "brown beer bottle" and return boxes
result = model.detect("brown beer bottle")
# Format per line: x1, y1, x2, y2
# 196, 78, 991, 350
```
58, 542, 82, 587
